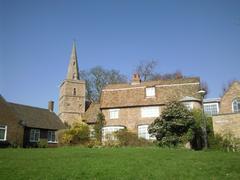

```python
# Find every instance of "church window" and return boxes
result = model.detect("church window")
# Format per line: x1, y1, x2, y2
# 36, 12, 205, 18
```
73, 88, 76, 96
232, 98, 240, 113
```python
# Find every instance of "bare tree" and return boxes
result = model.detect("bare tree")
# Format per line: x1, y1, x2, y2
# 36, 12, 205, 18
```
221, 79, 236, 96
200, 81, 209, 96
80, 66, 127, 102
135, 60, 158, 81
150, 70, 184, 80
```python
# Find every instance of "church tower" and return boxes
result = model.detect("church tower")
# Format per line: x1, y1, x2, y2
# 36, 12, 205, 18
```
58, 42, 85, 125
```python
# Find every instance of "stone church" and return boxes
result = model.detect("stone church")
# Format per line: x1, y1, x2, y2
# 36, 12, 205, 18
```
58, 43, 86, 125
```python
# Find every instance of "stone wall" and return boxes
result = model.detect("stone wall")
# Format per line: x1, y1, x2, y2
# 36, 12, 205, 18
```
212, 113, 240, 138
59, 79, 85, 125
220, 82, 240, 114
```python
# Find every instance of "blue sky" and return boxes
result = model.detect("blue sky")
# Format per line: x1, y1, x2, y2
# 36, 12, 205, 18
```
0, 0, 240, 112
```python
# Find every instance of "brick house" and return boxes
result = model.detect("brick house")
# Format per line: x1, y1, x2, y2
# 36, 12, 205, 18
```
0, 95, 65, 147
212, 81, 240, 137
58, 43, 240, 140
100, 74, 202, 140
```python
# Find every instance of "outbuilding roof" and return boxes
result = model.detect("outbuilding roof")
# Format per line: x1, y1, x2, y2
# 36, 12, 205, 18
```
83, 102, 101, 124
7, 102, 65, 130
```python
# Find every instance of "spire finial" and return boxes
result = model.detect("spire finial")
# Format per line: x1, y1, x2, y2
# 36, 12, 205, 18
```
66, 41, 79, 80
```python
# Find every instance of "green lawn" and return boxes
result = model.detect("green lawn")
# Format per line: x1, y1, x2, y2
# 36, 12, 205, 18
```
0, 147, 239, 180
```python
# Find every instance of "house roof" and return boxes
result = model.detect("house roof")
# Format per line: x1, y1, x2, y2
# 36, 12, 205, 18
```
180, 96, 201, 102
203, 98, 221, 103
103, 77, 200, 90
83, 102, 101, 124
100, 77, 201, 108
8, 102, 65, 130
0, 95, 18, 123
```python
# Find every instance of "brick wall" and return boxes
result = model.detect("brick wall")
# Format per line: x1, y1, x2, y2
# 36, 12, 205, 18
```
102, 106, 162, 133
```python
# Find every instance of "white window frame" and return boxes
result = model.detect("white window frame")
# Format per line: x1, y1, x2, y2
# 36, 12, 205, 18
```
203, 103, 219, 115
141, 106, 160, 118
102, 126, 124, 141
146, 87, 156, 97
183, 102, 194, 110
47, 130, 57, 143
0, 125, 7, 141
232, 99, 240, 113
138, 125, 155, 140
29, 129, 40, 142
109, 109, 120, 119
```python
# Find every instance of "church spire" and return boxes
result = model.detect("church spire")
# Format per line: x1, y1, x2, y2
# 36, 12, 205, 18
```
66, 42, 79, 80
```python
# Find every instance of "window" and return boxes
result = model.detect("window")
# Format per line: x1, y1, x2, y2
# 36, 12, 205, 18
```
0, 125, 7, 141
183, 102, 193, 110
102, 126, 124, 141
109, 109, 120, 119
73, 73, 76, 79
204, 103, 219, 116
146, 87, 155, 97
141, 107, 159, 118
232, 99, 240, 113
138, 125, 155, 140
48, 131, 56, 143
29, 129, 40, 142
73, 88, 76, 96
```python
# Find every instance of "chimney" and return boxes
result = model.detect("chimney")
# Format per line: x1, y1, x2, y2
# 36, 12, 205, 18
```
48, 101, 54, 112
131, 73, 141, 85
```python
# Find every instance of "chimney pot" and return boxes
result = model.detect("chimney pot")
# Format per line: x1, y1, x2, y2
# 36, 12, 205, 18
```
48, 101, 54, 112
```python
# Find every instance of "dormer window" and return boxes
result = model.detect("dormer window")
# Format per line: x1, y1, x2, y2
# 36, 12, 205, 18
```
232, 98, 240, 113
73, 88, 76, 96
146, 87, 155, 97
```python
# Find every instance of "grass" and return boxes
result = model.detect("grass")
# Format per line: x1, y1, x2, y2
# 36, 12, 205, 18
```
0, 147, 240, 180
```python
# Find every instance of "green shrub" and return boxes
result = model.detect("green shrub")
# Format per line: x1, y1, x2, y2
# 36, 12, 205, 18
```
114, 129, 153, 147
59, 123, 90, 145
208, 133, 240, 152
149, 101, 195, 148
86, 140, 102, 148
93, 112, 105, 142
37, 139, 48, 148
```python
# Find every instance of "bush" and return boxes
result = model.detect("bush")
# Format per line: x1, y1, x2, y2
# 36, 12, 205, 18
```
149, 101, 195, 148
37, 139, 48, 148
191, 109, 213, 150
209, 133, 240, 152
93, 112, 105, 142
59, 123, 90, 145
114, 129, 153, 147
86, 140, 102, 148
